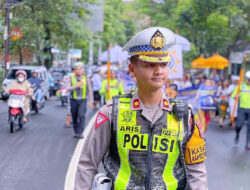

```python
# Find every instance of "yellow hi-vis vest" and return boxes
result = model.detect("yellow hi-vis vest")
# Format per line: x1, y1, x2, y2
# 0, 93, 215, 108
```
232, 83, 250, 109
71, 75, 86, 99
99, 79, 124, 101
114, 97, 184, 190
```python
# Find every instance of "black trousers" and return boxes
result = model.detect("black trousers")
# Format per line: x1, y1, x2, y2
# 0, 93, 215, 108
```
70, 99, 87, 135
236, 108, 250, 147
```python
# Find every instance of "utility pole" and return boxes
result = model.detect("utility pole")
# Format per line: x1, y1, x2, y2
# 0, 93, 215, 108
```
4, 0, 10, 77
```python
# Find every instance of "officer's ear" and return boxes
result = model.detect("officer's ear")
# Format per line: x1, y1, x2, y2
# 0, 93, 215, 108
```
129, 63, 135, 75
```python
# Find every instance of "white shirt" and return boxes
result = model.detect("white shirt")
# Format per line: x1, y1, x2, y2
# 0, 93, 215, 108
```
92, 73, 102, 91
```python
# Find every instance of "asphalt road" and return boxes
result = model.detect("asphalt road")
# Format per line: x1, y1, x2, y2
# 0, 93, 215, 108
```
0, 98, 249, 190
0, 98, 96, 190
205, 119, 250, 190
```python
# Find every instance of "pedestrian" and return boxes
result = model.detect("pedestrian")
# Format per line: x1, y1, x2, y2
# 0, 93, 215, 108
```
63, 71, 73, 128
179, 74, 192, 90
74, 27, 207, 189
99, 68, 124, 103
91, 68, 102, 110
28, 70, 43, 108
232, 71, 250, 150
67, 62, 93, 138
228, 75, 239, 128
48, 71, 55, 97
5, 70, 33, 122
165, 79, 178, 98
196, 77, 217, 132
216, 80, 229, 128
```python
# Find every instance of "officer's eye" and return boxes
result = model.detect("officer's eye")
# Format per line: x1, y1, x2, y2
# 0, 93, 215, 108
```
145, 63, 155, 68
160, 63, 168, 68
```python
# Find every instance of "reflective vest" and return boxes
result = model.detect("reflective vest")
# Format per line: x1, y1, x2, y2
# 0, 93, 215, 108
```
71, 75, 86, 99
239, 83, 250, 109
103, 96, 188, 190
99, 79, 123, 101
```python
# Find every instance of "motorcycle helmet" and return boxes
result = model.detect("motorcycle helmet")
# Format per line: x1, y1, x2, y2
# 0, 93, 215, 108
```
31, 70, 38, 74
245, 71, 250, 80
16, 70, 27, 83
16, 70, 27, 78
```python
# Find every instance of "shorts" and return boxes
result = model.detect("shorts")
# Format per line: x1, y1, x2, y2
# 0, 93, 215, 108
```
93, 91, 101, 101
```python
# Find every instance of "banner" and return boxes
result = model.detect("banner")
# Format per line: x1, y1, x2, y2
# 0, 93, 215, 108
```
168, 45, 183, 79
199, 85, 217, 110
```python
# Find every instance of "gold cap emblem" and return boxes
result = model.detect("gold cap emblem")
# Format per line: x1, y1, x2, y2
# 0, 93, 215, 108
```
150, 30, 166, 49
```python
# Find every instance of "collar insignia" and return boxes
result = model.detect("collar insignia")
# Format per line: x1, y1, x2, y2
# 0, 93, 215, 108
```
133, 98, 140, 109
163, 99, 170, 108
150, 30, 166, 50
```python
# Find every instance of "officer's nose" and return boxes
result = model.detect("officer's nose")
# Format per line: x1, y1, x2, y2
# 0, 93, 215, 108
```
154, 64, 163, 75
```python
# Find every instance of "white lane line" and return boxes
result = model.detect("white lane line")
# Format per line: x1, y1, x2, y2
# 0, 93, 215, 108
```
64, 113, 97, 190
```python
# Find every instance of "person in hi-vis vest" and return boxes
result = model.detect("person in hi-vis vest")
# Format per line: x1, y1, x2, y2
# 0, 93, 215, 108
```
232, 71, 250, 150
67, 62, 93, 139
99, 68, 125, 103
74, 27, 207, 190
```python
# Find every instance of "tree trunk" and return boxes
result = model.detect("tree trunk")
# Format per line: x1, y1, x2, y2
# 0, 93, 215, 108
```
43, 21, 52, 69
18, 44, 23, 65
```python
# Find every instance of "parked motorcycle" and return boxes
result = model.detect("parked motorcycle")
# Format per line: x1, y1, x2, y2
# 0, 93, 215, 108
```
8, 90, 26, 133
31, 84, 45, 113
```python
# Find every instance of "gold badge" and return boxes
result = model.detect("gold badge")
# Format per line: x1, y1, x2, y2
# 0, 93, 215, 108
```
150, 30, 166, 49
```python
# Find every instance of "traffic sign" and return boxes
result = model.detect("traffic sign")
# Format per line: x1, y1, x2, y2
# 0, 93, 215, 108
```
10, 27, 23, 41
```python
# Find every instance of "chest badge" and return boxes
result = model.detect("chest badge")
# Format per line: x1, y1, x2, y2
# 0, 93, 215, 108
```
132, 98, 140, 109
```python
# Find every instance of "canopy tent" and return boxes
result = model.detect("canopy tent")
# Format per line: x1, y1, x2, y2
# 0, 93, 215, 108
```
191, 57, 207, 69
100, 45, 129, 63
204, 54, 229, 70
175, 34, 191, 52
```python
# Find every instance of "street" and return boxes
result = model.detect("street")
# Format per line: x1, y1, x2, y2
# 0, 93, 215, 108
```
0, 99, 249, 190
0, 99, 95, 190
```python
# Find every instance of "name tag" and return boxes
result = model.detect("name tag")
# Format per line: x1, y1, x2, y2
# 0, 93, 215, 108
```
152, 135, 176, 154
122, 133, 148, 151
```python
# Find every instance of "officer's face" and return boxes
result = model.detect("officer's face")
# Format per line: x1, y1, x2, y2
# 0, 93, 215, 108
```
32, 72, 38, 78
74, 68, 82, 76
129, 59, 169, 90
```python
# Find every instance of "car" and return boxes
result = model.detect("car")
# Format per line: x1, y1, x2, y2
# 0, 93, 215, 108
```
1, 65, 50, 101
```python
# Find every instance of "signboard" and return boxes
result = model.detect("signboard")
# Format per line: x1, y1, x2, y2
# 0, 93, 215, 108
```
230, 52, 244, 64
85, 0, 104, 32
10, 27, 23, 41
69, 49, 82, 59
167, 45, 183, 79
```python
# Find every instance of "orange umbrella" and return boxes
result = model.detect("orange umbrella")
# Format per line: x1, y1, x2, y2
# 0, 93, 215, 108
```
191, 57, 208, 69
204, 54, 229, 69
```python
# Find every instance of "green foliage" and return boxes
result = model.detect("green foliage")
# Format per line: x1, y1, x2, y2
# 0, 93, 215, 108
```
134, 0, 250, 68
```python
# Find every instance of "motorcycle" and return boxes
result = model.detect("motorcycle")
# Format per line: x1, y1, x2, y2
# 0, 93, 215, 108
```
31, 84, 45, 113
8, 90, 26, 133
60, 86, 68, 107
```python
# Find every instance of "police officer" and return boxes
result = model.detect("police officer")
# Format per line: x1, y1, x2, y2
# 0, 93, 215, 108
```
233, 71, 250, 150
67, 62, 93, 138
99, 68, 125, 103
74, 27, 207, 189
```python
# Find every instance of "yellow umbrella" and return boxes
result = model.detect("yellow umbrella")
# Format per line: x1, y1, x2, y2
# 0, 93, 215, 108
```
204, 54, 229, 69
191, 57, 208, 69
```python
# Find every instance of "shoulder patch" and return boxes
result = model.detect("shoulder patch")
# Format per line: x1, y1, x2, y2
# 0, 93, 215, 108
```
185, 122, 206, 165
95, 112, 108, 130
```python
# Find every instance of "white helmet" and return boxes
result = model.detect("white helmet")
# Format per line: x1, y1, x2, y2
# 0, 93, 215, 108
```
245, 71, 250, 80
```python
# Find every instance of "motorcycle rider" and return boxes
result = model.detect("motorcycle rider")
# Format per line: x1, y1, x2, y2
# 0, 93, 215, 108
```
5, 70, 33, 122
74, 27, 207, 189
28, 70, 43, 109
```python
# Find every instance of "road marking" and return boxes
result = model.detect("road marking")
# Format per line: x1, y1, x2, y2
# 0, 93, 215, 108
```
64, 113, 97, 190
